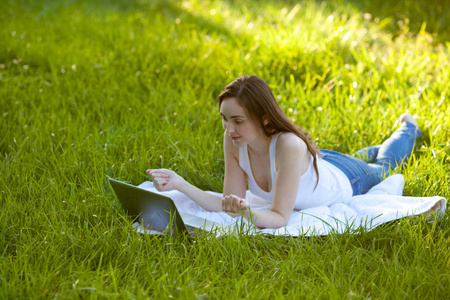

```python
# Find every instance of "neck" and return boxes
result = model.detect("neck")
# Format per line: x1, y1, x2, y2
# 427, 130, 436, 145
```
247, 134, 272, 157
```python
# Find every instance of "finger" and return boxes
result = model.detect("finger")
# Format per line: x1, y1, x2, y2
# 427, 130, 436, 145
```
149, 171, 170, 179
148, 169, 162, 175
239, 200, 249, 209
147, 169, 166, 174
154, 180, 167, 191
233, 197, 241, 212
148, 169, 164, 175
154, 179, 168, 186
155, 185, 165, 192
223, 196, 231, 212
226, 197, 233, 211
222, 196, 229, 212
226, 195, 238, 212
151, 175, 169, 182
226, 196, 236, 213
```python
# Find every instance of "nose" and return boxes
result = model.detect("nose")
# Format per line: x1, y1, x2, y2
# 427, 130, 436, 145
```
225, 122, 234, 135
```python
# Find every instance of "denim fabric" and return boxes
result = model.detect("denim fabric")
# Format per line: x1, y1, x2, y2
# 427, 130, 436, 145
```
320, 121, 420, 196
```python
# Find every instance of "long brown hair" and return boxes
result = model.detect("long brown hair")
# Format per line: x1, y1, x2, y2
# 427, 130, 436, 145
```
218, 75, 320, 184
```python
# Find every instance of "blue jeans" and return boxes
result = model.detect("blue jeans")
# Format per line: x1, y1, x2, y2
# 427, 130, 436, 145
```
320, 122, 421, 196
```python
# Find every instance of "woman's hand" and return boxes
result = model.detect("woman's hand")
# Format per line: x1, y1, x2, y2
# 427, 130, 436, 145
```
222, 194, 249, 213
146, 169, 183, 192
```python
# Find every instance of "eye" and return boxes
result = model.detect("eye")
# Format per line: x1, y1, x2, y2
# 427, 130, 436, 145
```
235, 119, 243, 124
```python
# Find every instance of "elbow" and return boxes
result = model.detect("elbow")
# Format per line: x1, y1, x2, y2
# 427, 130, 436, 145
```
276, 218, 290, 229
258, 210, 290, 229
274, 209, 291, 228
258, 220, 288, 230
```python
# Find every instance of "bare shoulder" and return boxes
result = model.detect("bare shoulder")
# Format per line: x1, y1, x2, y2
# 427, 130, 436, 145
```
276, 132, 308, 154
276, 132, 310, 171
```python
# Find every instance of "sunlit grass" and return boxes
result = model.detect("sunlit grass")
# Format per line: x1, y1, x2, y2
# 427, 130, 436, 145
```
1, 0, 450, 298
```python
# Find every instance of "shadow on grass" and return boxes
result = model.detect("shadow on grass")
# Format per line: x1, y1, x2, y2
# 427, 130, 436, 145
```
7, 0, 448, 44
2, 0, 249, 44
222, 0, 450, 45
344, 0, 450, 45
328, 0, 446, 43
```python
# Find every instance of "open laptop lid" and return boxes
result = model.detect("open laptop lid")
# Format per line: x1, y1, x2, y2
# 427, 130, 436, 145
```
108, 178, 218, 234
108, 178, 188, 235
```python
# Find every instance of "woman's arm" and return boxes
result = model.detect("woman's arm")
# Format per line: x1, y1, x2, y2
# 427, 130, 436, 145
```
266, 133, 309, 227
146, 169, 223, 212
222, 133, 247, 198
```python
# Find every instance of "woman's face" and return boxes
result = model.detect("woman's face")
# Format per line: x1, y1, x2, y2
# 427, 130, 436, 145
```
220, 97, 264, 147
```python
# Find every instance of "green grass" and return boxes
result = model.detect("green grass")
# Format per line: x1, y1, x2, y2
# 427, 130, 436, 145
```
1, 0, 450, 298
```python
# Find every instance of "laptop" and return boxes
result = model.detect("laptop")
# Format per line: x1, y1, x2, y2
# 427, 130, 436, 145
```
108, 178, 218, 235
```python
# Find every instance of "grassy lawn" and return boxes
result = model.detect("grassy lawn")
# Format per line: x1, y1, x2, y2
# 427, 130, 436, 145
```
1, 0, 450, 298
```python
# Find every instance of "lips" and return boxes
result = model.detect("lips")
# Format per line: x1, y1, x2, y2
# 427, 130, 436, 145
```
231, 136, 240, 140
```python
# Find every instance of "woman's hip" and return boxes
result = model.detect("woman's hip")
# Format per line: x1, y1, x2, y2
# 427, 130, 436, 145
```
320, 149, 384, 195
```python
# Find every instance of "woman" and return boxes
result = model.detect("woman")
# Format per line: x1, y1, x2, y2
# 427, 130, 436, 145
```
147, 75, 421, 229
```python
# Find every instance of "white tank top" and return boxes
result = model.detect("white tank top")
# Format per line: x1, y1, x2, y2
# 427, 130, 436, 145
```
238, 133, 353, 210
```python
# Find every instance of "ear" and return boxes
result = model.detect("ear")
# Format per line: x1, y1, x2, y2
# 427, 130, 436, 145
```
262, 115, 270, 126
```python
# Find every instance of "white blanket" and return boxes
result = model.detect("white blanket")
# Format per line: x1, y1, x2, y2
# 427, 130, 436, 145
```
136, 174, 446, 236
